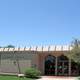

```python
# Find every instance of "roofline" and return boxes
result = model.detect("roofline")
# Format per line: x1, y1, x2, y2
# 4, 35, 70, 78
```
0, 45, 72, 52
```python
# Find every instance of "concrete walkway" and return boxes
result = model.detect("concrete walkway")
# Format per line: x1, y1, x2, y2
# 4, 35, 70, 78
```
36, 76, 77, 80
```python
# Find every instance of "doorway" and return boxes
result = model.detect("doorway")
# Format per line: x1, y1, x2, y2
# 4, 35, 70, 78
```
44, 55, 70, 76
57, 55, 69, 76
45, 55, 56, 75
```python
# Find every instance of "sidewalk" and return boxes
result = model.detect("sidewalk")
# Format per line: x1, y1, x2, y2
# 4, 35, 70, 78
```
36, 76, 77, 80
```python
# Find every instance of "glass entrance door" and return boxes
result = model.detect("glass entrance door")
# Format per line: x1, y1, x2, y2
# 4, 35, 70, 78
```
57, 55, 69, 76
45, 55, 69, 76
57, 61, 69, 76
45, 55, 56, 75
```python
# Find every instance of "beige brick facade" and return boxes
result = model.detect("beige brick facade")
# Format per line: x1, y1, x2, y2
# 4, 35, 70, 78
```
0, 46, 79, 76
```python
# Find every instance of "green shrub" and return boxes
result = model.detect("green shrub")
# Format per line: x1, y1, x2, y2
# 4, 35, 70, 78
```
24, 68, 41, 78
78, 77, 80, 80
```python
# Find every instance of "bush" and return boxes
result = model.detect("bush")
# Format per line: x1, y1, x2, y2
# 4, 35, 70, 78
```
24, 68, 41, 78
78, 77, 80, 80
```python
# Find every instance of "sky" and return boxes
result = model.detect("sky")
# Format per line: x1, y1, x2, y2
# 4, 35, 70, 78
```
0, 0, 80, 47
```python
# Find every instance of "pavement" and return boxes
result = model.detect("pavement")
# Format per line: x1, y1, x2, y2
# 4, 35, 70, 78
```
36, 76, 77, 80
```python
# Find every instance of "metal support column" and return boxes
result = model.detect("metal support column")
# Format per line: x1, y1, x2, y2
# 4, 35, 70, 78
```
69, 59, 71, 76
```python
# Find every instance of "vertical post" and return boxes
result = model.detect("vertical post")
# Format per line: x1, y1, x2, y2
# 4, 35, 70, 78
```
0, 52, 1, 72
17, 58, 21, 74
69, 59, 71, 76
14, 51, 21, 74
55, 56, 58, 76
17, 50, 21, 74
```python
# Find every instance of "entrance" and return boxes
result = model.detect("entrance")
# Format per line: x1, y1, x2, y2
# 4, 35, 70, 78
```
45, 55, 69, 76
57, 55, 69, 76
57, 61, 69, 76
45, 55, 56, 75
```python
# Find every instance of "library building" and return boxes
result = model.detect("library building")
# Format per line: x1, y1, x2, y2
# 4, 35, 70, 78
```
0, 45, 80, 76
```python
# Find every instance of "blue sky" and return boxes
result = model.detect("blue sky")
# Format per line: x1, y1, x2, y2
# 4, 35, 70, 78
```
0, 0, 80, 47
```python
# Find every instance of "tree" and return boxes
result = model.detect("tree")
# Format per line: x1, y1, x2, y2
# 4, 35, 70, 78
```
66, 39, 80, 63
4, 45, 15, 48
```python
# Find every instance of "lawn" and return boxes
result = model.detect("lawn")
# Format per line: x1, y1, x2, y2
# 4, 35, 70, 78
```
0, 75, 33, 80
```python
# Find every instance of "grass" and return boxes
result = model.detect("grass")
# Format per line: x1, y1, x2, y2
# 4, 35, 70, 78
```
0, 75, 34, 80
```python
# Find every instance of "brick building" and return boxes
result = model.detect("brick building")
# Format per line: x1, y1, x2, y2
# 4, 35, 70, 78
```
0, 45, 79, 76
